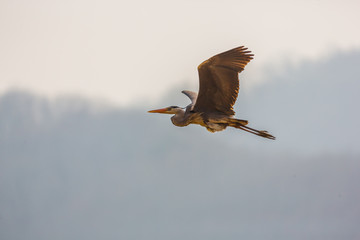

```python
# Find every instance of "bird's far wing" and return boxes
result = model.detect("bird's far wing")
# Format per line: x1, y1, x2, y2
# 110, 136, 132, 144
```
193, 46, 253, 115
182, 90, 197, 104
181, 90, 198, 111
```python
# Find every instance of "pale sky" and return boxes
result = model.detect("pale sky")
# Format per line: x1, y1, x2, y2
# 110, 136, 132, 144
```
1, 0, 359, 106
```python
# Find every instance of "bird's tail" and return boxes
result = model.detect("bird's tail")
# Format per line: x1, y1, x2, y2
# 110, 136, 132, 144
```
228, 118, 276, 140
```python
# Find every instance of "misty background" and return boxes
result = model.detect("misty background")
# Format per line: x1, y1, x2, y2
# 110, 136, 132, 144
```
1, 50, 360, 240
1, 0, 360, 239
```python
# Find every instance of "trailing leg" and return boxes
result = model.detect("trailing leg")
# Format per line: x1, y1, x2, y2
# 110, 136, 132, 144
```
228, 118, 275, 140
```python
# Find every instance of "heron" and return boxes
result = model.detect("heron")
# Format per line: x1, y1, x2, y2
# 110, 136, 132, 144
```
148, 46, 275, 140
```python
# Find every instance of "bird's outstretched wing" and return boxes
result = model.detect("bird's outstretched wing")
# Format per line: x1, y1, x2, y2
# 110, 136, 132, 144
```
193, 46, 253, 115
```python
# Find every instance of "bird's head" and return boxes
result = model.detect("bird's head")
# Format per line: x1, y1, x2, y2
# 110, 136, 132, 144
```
148, 106, 183, 114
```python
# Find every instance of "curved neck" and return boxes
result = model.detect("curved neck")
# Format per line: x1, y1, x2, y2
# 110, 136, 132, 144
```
170, 110, 189, 127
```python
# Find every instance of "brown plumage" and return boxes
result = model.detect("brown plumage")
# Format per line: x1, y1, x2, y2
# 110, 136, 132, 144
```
195, 46, 253, 115
148, 46, 275, 140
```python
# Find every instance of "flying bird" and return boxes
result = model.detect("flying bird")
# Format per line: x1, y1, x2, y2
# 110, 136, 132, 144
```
148, 46, 275, 140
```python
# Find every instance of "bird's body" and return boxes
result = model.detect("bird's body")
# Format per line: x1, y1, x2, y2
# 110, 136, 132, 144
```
149, 46, 275, 140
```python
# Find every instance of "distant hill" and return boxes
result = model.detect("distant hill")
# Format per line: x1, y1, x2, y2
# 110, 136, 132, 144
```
0, 50, 359, 240
230, 50, 360, 154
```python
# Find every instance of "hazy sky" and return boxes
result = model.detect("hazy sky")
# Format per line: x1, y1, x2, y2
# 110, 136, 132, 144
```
1, 0, 360, 105
1, 2, 360, 238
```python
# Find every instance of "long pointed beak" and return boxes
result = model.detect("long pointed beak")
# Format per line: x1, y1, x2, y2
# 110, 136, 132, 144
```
148, 108, 169, 113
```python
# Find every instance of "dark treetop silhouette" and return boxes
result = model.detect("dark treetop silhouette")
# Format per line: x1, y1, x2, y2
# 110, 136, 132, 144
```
149, 46, 275, 140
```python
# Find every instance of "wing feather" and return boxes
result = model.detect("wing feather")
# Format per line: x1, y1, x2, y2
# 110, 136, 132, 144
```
181, 90, 198, 111
181, 90, 197, 104
193, 46, 253, 115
